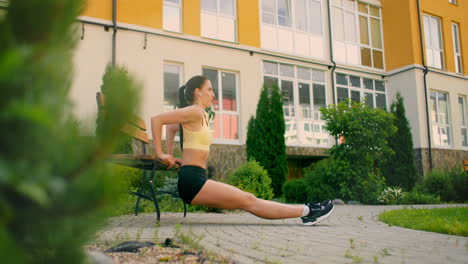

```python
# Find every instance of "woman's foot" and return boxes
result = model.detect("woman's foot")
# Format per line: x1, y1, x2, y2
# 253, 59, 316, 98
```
301, 201, 334, 226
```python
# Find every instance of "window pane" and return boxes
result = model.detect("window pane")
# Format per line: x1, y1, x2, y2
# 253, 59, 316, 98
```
431, 17, 442, 50
337, 87, 349, 103
282, 80, 295, 116
297, 67, 310, 80
343, 0, 355, 10
280, 64, 294, 77
351, 90, 360, 103
313, 84, 326, 120
222, 114, 238, 139
438, 92, 449, 125
349, 75, 360, 87
359, 16, 369, 45
299, 83, 311, 118
363, 78, 373, 90
358, 2, 367, 13
361, 47, 372, 67
344, 12, 356, 42
376, 93, 386, 110
264, 61, 278, 75
309, 0, 323, 35
202, 0, 217, 12
430, 92, 437, 123
370, 18, 382, 49
277, 0, 291, 27
372, 50, 383, 69
332, 7, 344, 41
336, 73, 348, 85
222, 72, 236, 111
220, 0, 235, 16
163, 5, 181, 32
203, 68, 219, 110
212, 113, 221, 138
462, 128, 467, 147
217, 16, 236, 42
163, 64, 181, 108
375, 80, 385, 91
365, 92, 374, 108
312, 70, 325, 82
263, 13, 275, 24
452, 24, 460, 53
285, 120, 297, 144
295, 0, 308, 31
262, 0, 275, 13
459, 97, 466, 126
165, 0, 179, 3
370, 6, 380, 17
264, 76, 278, 88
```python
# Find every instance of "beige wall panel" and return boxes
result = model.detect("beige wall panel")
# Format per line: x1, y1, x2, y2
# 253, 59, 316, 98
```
70, 24, 112, 130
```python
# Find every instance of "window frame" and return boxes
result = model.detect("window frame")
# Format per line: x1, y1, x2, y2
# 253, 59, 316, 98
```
201, 0, 238, 43
163, 61, 184, 112
451, 22, 463, 74
449, 0, 458, 5
331, 0, 385, 70
430, 90, 452, 147
459, 95, 468, 147
423, 14, 445, 70
202, 67, 241, 144
260, 0, 325, 59
262, 61, 330, 147
163, 0, 182, 33
334, 72, 387, 110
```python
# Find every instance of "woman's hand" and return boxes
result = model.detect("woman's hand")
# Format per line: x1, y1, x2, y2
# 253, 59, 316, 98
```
158, 153, 181, 169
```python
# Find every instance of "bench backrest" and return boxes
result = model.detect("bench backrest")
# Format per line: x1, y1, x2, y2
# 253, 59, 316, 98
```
464, 160, 468, 172
96, 92, 150, 146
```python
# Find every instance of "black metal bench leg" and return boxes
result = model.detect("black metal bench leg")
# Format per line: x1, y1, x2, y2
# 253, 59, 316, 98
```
148, 165, 161, 223
134, 170, 147, 216
183, 202, 187, 217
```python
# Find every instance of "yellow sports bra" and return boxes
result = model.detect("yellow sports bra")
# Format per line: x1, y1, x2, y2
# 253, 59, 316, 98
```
182, 113, 212, 151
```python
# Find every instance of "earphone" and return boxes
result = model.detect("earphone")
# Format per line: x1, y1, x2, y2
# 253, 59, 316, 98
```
198, 92, 203, 96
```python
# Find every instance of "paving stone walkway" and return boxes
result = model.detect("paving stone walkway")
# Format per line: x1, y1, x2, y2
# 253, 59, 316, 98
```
96, 204, 468, 264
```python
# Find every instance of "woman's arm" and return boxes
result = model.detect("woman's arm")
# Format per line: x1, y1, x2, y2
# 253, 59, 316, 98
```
165, 123, 180, 155
151, 106, 203, 167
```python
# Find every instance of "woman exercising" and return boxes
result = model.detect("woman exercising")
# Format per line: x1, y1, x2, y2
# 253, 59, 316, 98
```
151, 75, 334, 225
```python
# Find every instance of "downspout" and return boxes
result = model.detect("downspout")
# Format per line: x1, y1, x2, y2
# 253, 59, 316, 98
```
327, 0, 337, 144
112, 0, 117, 65
416, 0, 433, 170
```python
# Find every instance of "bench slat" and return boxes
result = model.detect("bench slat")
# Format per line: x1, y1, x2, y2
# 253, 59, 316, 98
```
120, 123, 150, 144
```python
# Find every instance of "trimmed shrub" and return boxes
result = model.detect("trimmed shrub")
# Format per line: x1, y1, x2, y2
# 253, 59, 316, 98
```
422, 169, 456, 202
448, 166, 468, 202
228, 160, 274, 200
401, 185, 441, 204
283, 179, 308, 203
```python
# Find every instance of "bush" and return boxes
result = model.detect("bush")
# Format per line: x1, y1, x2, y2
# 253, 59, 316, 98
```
378, 187, 406, 205
422, 169, 456, 202
283, 179, 308, 203
228, 159, 274, 200
448, 166, 468, 202
401, 185, 441, 204
304, 158, 385, 204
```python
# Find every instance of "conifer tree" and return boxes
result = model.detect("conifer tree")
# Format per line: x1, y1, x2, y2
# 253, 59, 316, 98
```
247, 85, 287, 196
381, 93, 417, 190
0, 0, 140, 263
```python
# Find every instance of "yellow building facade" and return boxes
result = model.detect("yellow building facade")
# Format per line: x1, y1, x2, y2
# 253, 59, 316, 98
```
71, 0, 467, 178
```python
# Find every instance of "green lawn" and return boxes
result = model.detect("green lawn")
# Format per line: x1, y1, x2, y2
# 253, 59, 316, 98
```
379, 207, 468, 237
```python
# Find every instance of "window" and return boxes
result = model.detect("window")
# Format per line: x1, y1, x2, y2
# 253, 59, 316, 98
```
202, 68, 239, 141
263, 61, 329, 146
163, 63, 183, 111
423, 15, 444, 69
332, 0, 384, 69
452, 23, 463, 74
459, 96, 467, 147
163, 0, 182, 32
430, 91, 451, 146
449, 0, 457, 4
335, 73, 386, 110
201, 0, 237, 42
261, 0, 324, 59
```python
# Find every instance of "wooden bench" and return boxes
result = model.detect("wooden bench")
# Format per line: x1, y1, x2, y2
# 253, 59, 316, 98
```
464, 160, 468, 172
96, 92, 186, 222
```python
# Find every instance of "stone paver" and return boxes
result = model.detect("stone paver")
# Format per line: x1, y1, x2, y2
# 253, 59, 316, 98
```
96, 204, 468, 264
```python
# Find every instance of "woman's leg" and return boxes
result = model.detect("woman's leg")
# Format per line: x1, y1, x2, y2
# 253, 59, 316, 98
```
191, 180, 303, 219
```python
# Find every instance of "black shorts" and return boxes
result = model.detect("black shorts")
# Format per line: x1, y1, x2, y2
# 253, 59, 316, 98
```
177, 165, 208, 205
